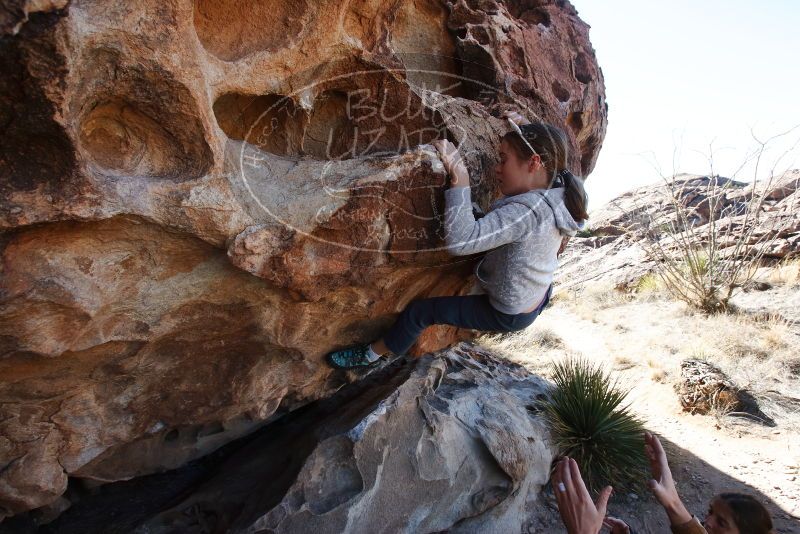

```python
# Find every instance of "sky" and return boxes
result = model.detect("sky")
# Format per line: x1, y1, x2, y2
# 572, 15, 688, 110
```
568, 0, 800, 210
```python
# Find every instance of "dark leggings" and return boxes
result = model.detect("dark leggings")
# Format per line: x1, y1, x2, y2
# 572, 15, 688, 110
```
382, 283, 554, 356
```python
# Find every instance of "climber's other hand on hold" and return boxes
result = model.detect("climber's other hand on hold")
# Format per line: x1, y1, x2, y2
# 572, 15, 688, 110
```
432, 139, 469, 188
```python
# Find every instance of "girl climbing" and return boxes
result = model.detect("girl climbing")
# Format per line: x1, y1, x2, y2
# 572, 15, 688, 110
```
325, 110, 589, 370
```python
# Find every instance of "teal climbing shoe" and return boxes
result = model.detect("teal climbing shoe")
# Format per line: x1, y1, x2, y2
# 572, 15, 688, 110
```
326, 343, 383, 370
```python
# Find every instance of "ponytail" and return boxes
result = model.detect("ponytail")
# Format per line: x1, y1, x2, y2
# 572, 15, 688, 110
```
556, 168, 589, 222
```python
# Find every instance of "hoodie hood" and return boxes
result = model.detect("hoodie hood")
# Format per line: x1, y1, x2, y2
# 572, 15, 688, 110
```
492, 186, 585, 237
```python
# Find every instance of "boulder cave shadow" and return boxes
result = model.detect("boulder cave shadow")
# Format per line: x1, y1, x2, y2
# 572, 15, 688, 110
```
544, 434, 799, 534
0, 356, 414, 534
0, 359, 798, 533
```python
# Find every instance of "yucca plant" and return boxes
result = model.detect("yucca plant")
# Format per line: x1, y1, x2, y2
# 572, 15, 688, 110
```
540, 358, 648, 493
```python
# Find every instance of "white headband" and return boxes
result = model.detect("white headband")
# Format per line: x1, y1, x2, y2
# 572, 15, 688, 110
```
506, 117, 539, 157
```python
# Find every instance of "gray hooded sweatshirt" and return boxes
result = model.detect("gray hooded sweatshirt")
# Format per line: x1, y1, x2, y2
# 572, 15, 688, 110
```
444, 185, 585, 315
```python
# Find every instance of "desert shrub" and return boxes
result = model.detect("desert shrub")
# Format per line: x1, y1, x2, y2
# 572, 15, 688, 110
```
768, 256, 800, 286
625, 128, 799, 313
634, 272, 661, 293
635, 175, 775, 313
540, 358, 648, 492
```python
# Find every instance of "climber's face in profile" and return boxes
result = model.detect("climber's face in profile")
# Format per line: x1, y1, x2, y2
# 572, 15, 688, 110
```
495, 138, 548, 196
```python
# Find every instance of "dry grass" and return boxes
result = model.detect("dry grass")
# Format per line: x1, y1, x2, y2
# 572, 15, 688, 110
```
478, 325, 564, 352
482, 283, 800, 431
633, 272, 663, 294
556, 282, 636, 322
767, 257, 800, 287
693, 312, 795, 376
613, 355, 636, 370
477, 327, 572, 377
650, 368, 668, 383
643, 303, 795, 427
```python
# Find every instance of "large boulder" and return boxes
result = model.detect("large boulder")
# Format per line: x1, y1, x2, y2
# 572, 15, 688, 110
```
235, 346, 555, 534
0, 0, 606, 519
33, 344, 556, 533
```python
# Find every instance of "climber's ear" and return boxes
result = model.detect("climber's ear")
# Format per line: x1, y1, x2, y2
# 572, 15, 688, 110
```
528, 153, 542, 171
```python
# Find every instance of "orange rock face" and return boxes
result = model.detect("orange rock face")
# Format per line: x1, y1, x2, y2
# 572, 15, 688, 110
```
0, 0, 606, 518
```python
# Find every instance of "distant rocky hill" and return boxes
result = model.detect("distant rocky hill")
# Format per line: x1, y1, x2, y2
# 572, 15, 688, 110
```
556, 169, 800, 292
